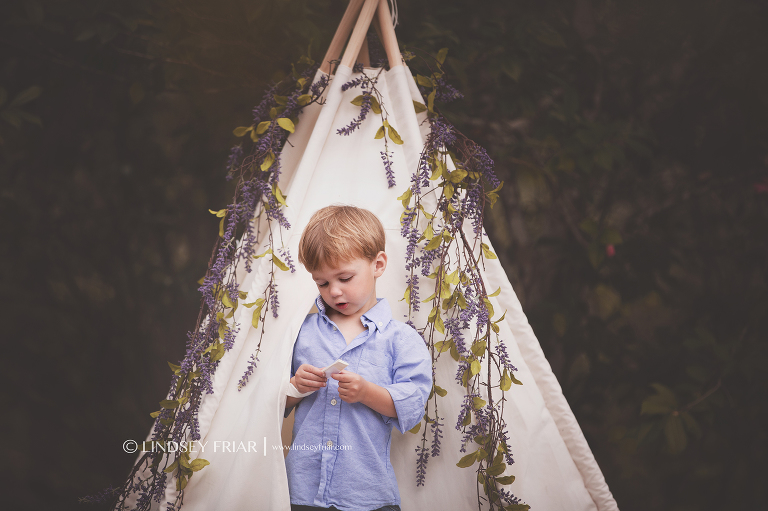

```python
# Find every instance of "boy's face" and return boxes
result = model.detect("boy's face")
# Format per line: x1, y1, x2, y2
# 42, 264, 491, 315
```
310, 251, 387, 319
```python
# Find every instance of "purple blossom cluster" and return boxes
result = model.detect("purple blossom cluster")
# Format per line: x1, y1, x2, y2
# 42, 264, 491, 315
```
238, 353, 260, 390
430, 416, 444, 457
252, 83, 278, 124
78, 484, 120, 504
434, 77, 464, 103
278, 247, 297, 273
226, 144, 243, 175
415, 444, 429, 486
380, 150, 396, 188
268, 281, 279, 318
460, 404, 491, 453
497, 427, 516, 466
337, 90, 372, 136
495, 341, 519, 375
405, 274, 420, 312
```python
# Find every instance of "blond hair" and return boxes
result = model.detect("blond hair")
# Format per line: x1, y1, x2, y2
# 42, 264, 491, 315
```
298, 205, 386, 271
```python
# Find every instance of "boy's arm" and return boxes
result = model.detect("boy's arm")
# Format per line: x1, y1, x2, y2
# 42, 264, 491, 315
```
377, 329, 433, 433
359, 381, 397, 418
285, 377, 304, 411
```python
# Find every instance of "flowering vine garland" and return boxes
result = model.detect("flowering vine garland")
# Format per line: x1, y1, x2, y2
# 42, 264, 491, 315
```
401, 49, 528, 511
93, 53, 327, 511
92, 44, 529, 511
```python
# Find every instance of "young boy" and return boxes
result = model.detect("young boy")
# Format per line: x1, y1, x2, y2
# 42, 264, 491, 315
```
284, 205, 432, 511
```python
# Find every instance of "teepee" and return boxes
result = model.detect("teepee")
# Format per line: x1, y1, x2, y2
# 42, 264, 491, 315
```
115, 1, 619, 510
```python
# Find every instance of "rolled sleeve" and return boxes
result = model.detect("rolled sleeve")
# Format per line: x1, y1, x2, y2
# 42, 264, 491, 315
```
380, 329, 432, 433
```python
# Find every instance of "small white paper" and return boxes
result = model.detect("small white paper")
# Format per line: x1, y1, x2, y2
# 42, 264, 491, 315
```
320, 358, 349, 377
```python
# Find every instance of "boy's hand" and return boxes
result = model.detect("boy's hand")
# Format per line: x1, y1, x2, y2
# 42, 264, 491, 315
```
332, 370, 369, 403
294, 364, 327, 394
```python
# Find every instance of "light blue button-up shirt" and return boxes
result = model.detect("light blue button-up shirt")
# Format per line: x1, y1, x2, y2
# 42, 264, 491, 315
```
285, 296, 432, 510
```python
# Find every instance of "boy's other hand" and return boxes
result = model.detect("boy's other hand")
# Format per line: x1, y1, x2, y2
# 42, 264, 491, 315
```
294, 364, 327, 393
332, 370, 369, 403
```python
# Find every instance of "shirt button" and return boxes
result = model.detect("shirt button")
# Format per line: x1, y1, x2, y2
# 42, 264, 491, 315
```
331, 398, 337, 405
326, 440, 333, 447
333, 326, 337, 331
377, 321, 383, 327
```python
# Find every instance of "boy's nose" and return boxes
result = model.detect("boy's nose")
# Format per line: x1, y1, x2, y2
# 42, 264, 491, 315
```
329, 284, 343, 297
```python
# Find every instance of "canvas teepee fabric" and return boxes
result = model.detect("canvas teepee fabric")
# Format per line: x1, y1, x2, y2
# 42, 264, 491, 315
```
118, 1, 619, 510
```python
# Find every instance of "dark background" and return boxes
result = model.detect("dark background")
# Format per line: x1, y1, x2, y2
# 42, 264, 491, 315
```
2, 1, 766, 510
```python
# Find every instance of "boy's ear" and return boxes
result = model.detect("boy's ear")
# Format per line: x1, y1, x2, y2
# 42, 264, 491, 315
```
373, 251, 387, 277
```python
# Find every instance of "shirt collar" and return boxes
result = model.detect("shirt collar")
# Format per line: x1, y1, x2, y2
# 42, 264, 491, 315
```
314, 295, 392, 333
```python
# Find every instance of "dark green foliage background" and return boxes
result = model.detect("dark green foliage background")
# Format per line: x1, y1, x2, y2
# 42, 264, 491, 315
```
1, 1, 766, 509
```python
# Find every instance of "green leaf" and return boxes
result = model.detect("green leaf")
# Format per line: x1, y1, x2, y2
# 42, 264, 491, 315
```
416, 75, 433, 88
387, 123, 404, 145
261, 151, 275, 171
297, 94, 312, 106
397, 188, 412, 208
436, 48, 449, 65
255, 248, 272, 259
486, 462, 506, 477
500, 369, 512, 391
664, 414, 688, 453
481, 243, 498, 259
277, 117, 295, 133
370, 96, 382, 114
233, 126, 252, 137
599, 228, 623, 245
150, 410, 162, 418
272, 254, 290, 271
190, 458, 210, 471
9, 85, 42, 108
434, 312, 445, 334
470, 360, 482, 376
496, 475, 516, 485
448, 168, 468, 183
472, 396, 487, 408
444, 183, 454, 200
164, 459, 179, 473
471, 341, 487, 357
424, 234, 442, 251
413, 100, 427, 113
505, 505, 531, 511
408, 422, 421, 434
423, 223, 435, 241
209, 208, 226, 218
160, 399, 179, 409
483, 297, 495, 320
427, 89, 436, 113
403, 285, 412, 305
434, 385, 447, 397
375, 125, 385, 139
351, 95, 365, 106
252, 304, 263, 328
488, 287, 501, 297
434, 339, 453, 353
256, 121, 271, 135
456, 451, 477, 468
510, 372, 523, 385
273, 183, 287, 206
